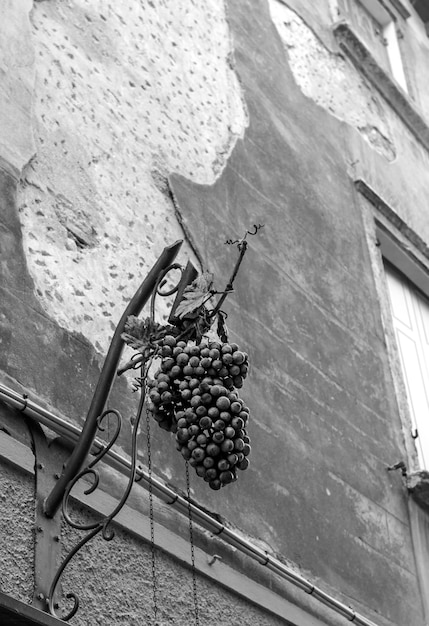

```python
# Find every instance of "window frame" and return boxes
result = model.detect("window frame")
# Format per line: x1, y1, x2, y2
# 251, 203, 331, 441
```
335, 0, 410, 90
356, 178, 429, 473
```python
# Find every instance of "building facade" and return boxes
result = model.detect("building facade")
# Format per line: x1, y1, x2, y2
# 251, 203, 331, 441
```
1, 0, 429, 624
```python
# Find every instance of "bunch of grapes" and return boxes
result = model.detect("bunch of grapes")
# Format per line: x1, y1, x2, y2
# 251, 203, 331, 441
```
146, 335, 251, 490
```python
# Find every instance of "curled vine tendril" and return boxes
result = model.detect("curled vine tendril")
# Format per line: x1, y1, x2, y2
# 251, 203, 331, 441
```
225, 223, 264, 247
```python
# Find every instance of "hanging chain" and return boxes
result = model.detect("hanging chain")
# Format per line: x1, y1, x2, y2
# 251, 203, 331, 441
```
185, 461, 200, 626
146, 402, 158, 625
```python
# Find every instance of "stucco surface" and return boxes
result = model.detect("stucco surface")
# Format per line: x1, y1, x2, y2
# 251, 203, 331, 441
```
59, 503, 289, 626
0, 460, 34, 602
18, 0, 247, 353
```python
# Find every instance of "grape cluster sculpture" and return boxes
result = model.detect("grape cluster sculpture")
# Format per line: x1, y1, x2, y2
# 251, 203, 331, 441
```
147, 334, 251, 489
120, 226, 263, 489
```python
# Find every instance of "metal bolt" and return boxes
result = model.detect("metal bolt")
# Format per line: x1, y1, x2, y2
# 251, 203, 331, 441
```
37, 463, 44, 470
53, 535, 60, 542
36, 526, 43, 533
54, 472, 61, 479
37, 593, 44, 601
207, 554, 222, 566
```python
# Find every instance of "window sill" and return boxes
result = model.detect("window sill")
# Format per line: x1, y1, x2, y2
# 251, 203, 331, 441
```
333, 21, 429, 153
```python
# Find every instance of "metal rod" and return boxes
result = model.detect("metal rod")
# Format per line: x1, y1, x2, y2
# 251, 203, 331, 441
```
43, 240, 183, 517
0, 382, 381, 626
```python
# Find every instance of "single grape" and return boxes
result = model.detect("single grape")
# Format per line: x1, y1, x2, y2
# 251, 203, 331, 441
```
163, 335, 177, 348
206, 468, 218, 481
207, 407, 220, 419
206, 443, 221, 457
227, 453, 239, 466
195, 405, 207, 417
176, 352, 189, 367
216, 396, 230, 411
234, 438, 245, 452
181, 447, 192, 460
212, 431, 225, 444
224, 426, 236, 439
199, 416, 213, 430
243, 443, 251, 456
219, 470, 235, 485
192, 447, 205, 463
221, 439, 234, 453
218, 458, 230, 471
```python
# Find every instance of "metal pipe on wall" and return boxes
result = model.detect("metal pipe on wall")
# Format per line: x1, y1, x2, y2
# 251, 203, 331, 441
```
0, 382, 379, 626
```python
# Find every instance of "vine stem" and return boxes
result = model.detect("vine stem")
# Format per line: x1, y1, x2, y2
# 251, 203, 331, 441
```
210, 240, 248, 318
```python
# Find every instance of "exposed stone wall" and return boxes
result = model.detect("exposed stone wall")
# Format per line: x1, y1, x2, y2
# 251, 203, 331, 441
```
17, 0, 247, 353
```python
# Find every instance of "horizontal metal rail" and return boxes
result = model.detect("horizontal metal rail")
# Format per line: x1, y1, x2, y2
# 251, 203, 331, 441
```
0, 382, 379, 626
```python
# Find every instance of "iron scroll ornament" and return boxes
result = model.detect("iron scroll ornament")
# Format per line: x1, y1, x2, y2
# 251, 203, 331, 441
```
46, 253, 191, 620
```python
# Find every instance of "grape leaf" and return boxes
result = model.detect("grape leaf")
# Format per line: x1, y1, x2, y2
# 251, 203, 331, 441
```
217, 311, 229, 343
123, 316, 169, 344
175, 271, 214, 319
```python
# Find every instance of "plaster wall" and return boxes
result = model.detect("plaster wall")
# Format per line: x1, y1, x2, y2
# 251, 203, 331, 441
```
1, 0, 429, 625
59, 501, 289, 626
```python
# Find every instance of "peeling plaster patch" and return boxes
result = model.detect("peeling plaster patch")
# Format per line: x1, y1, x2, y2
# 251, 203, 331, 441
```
18, 0, 247, 353
269, 1, 396, 162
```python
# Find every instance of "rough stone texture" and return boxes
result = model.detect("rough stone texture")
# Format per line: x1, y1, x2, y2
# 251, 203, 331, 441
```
18, 0, 247, 354
58, 502, 289, 626
0, 0, 35, 177
269, 1, 396, 161
0, 459, 34, 602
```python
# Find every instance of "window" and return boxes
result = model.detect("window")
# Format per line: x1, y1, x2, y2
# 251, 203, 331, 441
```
338, 0, 409, 90
384, 262, 429, 468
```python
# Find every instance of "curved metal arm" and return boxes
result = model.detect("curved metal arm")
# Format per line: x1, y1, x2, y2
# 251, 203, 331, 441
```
44, 240, 183, 518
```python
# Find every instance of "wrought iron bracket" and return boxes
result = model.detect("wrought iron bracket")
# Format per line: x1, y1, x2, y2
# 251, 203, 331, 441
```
27, 420, 65, 612
43, 240, 184, 519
